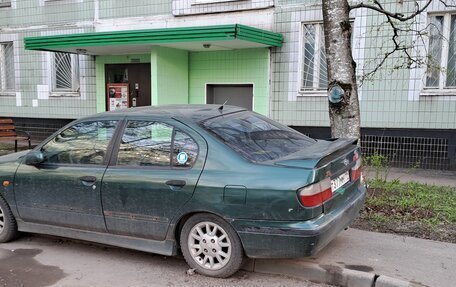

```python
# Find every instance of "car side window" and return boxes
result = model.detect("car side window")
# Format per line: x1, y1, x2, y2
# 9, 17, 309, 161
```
117, 121, 173, 167
172, 130, 198, 168
41, 120, 118, 165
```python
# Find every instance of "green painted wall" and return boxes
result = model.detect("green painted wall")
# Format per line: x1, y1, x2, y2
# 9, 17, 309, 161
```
188, 48, 270, 115
95, 54, 151, 113
151, 47, 189, 106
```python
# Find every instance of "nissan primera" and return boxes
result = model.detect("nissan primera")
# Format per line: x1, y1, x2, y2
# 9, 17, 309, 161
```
0, 105, 366, 278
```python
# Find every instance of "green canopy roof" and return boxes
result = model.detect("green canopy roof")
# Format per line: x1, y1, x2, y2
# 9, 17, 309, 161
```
24, 24, 283, 54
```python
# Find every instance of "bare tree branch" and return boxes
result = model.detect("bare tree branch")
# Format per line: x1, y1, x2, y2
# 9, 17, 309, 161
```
350, 0, 433, 21
352, 0, 456, 83
360, 19, 426, 82
438, 0, 456, 8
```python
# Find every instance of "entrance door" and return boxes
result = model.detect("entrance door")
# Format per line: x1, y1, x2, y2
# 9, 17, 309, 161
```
206, 84, 253, 110
105, 64, 151, 110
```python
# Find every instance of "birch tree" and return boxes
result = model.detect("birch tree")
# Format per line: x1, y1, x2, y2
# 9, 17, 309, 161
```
322, 0, 455, 138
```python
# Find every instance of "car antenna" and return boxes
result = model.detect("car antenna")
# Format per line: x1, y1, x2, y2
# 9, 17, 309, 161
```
218, 99, 229, 112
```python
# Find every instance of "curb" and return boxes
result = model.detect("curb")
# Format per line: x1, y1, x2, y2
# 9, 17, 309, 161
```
242, 259, 426, 287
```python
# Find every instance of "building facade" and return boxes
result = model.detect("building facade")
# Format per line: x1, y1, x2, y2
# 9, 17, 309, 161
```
0, 0, 455, 169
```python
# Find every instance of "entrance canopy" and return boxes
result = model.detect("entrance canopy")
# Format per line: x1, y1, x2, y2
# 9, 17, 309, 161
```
24, 24, 283, 55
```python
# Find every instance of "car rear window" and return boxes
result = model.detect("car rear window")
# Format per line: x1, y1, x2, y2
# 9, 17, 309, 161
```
201, 111, 316, 162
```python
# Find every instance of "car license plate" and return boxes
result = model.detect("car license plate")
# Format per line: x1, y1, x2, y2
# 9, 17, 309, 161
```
331, 171, 350, 192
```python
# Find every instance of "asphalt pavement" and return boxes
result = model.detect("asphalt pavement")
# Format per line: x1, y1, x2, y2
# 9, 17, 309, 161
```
259, 228, 456, 287
368, 167, 456, 187
249, 166, 456, 287
0, 234, 330, 287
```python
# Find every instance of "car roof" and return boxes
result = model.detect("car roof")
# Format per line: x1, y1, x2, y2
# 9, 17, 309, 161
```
81, 104, 247, 123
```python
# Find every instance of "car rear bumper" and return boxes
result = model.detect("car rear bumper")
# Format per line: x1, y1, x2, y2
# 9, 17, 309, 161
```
232, 184, 367, 258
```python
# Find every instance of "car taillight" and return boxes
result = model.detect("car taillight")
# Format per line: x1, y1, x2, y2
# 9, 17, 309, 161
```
298, 177, 332, 207
351, 150, 362, 181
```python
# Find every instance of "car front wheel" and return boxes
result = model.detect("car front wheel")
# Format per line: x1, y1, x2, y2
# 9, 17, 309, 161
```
180, 213, 244, 278
0, 196, 19, 243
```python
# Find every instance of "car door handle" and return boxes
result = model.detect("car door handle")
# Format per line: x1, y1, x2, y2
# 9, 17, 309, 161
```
79, 176, 97, 186
166, 180, 186, 188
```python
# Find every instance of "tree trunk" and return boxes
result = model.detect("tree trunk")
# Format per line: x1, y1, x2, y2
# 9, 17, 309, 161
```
322, 0, 361, 139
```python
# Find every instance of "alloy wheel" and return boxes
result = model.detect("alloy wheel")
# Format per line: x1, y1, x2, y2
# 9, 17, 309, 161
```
187, 221, 232, 271
0, 205, 4, 234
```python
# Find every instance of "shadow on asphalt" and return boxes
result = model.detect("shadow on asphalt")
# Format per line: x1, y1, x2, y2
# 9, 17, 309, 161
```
0, 247, 66, 287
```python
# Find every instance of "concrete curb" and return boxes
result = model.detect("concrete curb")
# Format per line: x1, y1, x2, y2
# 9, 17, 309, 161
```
242, 259, 426, 287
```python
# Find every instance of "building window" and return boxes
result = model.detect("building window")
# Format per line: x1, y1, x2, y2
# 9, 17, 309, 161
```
0, 42, 15, 92
300, 23, 328, 92
0, 0, 11, 8
52, 52, 79, 92
425, 14, 456, 90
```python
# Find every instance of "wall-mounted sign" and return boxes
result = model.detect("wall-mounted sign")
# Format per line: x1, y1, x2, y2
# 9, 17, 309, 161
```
107, 83, 129, 111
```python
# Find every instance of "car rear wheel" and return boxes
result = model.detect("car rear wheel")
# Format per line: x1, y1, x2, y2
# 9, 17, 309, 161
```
0, 196, 19, 243
180, 213, 244, 278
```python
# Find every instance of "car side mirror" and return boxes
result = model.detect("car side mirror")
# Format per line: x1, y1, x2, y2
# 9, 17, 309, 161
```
24, 151, 44, 166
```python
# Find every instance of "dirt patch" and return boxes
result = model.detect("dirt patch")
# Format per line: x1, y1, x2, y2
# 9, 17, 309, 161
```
0, 248, 66, 287
352, 217, 456, 244
351, 180, 456, 244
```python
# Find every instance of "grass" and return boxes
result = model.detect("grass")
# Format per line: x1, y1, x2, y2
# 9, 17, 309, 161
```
0, 143, 13, 156
364, 179, 456, 226
0, 143, 31, 156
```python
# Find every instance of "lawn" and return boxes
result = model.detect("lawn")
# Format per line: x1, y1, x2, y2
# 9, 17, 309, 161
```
352, 179, 456, 243
0, 143, 32, 156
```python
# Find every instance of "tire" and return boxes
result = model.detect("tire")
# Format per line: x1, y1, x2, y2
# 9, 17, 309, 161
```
180, 213, 244, 278
0, 195, 19, 243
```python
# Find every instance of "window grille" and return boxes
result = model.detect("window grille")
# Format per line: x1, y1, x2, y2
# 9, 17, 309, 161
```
52, 52, 79, 92
425, 14, 456, 89
301, 23, 328, 91
0, 42, 15, 92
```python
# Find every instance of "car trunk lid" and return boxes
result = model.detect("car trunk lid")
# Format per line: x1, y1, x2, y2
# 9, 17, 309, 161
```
271, 138, 362, 211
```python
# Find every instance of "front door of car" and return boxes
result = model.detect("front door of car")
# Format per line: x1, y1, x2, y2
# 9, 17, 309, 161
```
101, 119, 206, 241
14, 120, 119, 232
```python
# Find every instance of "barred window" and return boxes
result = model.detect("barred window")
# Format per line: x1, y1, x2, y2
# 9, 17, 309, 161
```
52, 52, 79, 92
0, 42, 15, 92
300, 23, 328, 92
426, 14, 456, 89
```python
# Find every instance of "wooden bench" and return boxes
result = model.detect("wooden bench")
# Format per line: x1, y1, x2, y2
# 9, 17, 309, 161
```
0, 119, 31, 152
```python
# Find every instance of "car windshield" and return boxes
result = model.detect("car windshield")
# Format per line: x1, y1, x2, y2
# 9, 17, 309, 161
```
201, 111, 316, 162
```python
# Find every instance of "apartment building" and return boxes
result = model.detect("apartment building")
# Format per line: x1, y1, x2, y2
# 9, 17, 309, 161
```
0, 0, 455, 169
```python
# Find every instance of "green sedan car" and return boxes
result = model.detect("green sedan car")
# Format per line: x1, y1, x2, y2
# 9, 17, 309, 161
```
0, 105, 366, 277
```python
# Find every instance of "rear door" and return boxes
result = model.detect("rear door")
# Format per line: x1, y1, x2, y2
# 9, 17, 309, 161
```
101, 117, 207, 240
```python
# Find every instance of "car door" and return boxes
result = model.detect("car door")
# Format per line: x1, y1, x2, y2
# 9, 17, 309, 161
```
101, 118, 206, 241
14, 119, 120, 232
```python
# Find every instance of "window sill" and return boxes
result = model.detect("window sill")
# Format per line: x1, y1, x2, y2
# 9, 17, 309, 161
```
49, 91, 80, 98
192, 0, 245, 5
420, 90, 456, 101
43, 0, 83, 6
298, 90, 327, 97
0, 91, 16, 97
420, 90, 456, 96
